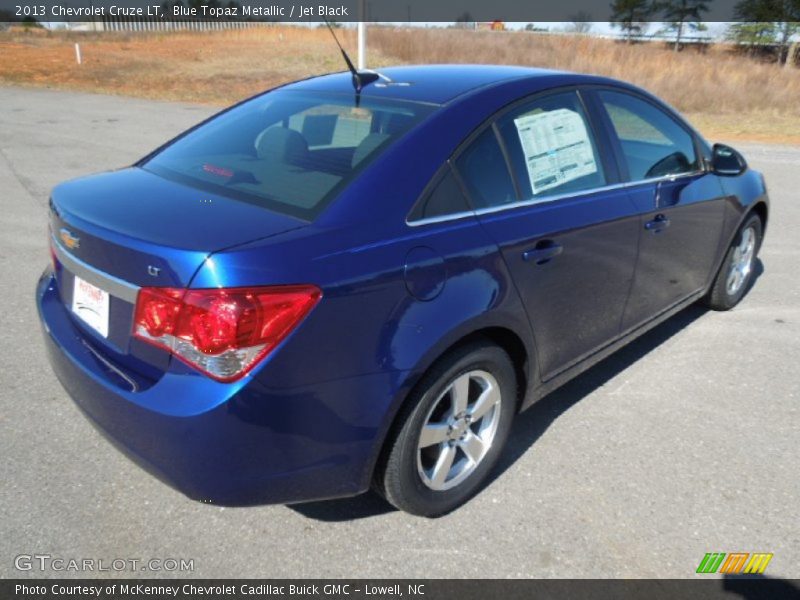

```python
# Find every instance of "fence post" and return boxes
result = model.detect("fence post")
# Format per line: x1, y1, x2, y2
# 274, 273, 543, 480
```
357, 0, 367, 71
74, 43, 82, 65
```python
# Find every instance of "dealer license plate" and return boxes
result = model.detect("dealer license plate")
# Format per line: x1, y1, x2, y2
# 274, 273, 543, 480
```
72, 275, 109, 338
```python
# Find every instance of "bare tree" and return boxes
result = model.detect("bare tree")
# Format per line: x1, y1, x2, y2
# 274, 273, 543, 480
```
567, 11, 594, 34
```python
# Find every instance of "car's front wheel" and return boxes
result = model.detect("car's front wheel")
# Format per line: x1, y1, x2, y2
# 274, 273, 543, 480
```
704, 214, 763, 311
375, 342, 517, 516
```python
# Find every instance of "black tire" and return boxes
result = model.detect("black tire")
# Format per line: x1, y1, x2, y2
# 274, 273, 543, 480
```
703, 214, 763, 311
375, 341, 517, 517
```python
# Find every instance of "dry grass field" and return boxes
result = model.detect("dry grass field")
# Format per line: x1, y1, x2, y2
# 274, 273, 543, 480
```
373, 28, 800, 144
0, 27, 396, 104
1, 26, 799, 143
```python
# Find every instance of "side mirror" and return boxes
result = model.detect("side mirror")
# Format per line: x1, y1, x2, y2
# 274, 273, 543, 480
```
711, 143, 747, 176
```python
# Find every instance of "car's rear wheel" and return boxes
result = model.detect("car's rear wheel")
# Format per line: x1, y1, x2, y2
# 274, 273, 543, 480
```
375, 342, 517, 517
703, 214, 763, 311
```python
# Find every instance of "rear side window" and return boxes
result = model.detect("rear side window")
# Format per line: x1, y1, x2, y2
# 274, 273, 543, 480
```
497, 91, 607, 203
143, 91, 434, 220
454, 128, 516, 210
408, 167, 471, 222
598, 90, 699, 181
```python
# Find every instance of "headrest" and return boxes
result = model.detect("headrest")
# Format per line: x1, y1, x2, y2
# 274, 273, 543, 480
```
351, 133, 390, 168
255, 127, 309, 164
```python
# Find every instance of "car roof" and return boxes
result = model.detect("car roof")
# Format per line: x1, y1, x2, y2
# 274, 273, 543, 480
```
284, 64, 592, 105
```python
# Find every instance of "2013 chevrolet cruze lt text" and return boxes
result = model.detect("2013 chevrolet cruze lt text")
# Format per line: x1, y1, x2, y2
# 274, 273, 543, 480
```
37, 65, 768, 516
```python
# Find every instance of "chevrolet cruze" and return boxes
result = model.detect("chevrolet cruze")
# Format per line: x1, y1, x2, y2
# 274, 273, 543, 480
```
37, 65, 768, 516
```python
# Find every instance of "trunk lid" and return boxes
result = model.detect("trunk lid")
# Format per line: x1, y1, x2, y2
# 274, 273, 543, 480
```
49, 167, 306, 377
50, 167, 305, 286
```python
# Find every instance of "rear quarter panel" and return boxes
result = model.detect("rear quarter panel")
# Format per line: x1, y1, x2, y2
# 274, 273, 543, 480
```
190, 213, 536, 491
190, 215, 533, 389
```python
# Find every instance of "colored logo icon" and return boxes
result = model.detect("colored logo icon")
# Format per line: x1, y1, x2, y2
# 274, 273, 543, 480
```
696, 552, 773, 574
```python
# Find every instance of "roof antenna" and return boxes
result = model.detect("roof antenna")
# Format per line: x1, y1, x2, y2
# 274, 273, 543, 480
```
323, 19, 379, 97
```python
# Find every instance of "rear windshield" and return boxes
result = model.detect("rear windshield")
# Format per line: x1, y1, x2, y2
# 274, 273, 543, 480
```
142, 90, 435, 220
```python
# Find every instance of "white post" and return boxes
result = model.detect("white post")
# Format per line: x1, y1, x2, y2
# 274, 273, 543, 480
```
357, 0, 366, 70
74, 43, 82, 65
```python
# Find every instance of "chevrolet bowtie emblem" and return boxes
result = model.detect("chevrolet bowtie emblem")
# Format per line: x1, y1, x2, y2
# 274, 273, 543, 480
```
59, 228, 80, 250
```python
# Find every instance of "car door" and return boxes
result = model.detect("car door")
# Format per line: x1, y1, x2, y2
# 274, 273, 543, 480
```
458, 90, 641, 381
590, 89, 727, 332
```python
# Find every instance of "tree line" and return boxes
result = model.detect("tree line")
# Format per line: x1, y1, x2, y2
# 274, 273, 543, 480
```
610, 0, 800, 64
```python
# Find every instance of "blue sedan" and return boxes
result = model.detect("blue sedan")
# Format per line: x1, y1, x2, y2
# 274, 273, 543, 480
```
37, 65, 768, 516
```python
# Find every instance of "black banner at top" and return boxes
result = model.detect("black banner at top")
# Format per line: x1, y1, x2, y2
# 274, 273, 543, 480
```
0, 0, 761, 23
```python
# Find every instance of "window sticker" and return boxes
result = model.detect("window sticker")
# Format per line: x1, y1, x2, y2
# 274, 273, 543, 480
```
513, 108, 598, 195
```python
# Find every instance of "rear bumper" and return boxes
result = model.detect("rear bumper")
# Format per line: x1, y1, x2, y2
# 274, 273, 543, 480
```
37, 269, 407, 505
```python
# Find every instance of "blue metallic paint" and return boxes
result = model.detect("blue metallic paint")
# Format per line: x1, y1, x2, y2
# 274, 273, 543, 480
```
621, 174, 727, 331
477, 186, 641, 380
37, 66, 768, 505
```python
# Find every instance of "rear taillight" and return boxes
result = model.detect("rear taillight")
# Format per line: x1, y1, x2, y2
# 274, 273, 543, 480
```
133, 285, 322, 382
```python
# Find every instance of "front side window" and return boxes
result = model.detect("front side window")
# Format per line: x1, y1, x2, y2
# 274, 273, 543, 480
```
497, 91, 607, 202
598, 90, 699, 182
143, 91, 434, 220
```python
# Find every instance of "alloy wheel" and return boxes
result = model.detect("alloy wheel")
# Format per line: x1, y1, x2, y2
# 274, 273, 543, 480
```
416, 370, 502, 491
726, 226, 756, 296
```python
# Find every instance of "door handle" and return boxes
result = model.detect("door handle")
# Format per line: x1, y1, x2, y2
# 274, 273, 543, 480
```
645, 214, 671, 232
523, 241, 563, 265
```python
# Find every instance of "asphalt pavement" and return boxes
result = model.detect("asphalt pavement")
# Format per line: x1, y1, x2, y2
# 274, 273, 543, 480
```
1, 86, 798, 579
